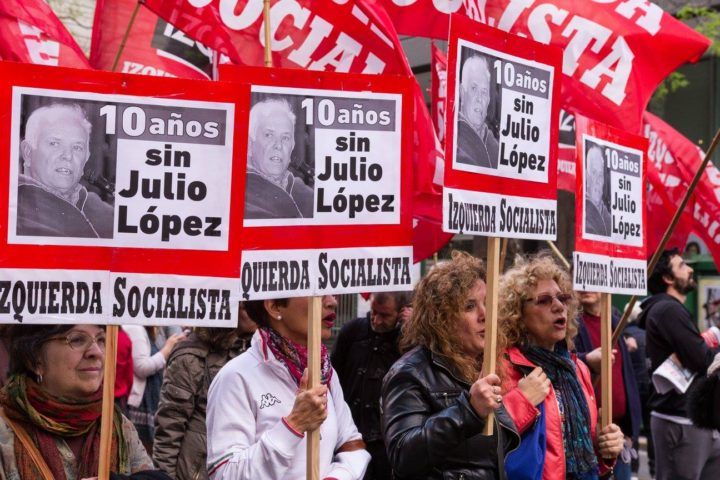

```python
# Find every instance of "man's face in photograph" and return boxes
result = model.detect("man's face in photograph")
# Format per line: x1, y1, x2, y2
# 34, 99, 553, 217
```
461, 57, 491, 132
250, 107, 295, 179
24, 115, 89, 195
586, 147, 605, 203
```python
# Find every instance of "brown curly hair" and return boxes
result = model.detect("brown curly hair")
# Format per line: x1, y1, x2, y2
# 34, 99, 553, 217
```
499, 253, 579, 350
401, 251, 506, 384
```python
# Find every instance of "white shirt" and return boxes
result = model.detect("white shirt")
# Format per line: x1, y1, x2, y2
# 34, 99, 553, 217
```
206, 331, 370, 479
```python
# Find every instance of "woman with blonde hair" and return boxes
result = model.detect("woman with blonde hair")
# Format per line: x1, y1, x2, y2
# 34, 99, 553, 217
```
381, 251, 519, 479
499, 253, 623, 480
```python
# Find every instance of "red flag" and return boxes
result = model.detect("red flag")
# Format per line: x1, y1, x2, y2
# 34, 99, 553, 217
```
642, 112, 718, 261
430, 42, 447, 149
91, 0, 214, 79
379, 0, 710, 133
0, 1, 89, 68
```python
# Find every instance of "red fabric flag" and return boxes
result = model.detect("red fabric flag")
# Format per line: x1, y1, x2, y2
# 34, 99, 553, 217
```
379, 0, 710, 133
91, 0, 214, 79
0, 1, 89, 68
641, 112, 720, 263
142, 0, 450, 262
430, 42, 447, 149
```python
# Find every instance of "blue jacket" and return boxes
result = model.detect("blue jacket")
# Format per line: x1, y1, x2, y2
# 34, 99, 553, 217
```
574, 312, 642, 443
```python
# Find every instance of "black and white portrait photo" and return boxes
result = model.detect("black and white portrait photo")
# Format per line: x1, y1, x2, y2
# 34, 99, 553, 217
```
244, 93, 314, 221
455, 48, 500, 170
584, 142, 611, 237
17, 99, 115, 239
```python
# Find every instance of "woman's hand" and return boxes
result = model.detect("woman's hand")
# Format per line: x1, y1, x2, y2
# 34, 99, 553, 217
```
160, 332, 187, 359
517, 367, 550, 406
285, 369, 329, 433
597, 423, 624, 459
469, 373, 502, 418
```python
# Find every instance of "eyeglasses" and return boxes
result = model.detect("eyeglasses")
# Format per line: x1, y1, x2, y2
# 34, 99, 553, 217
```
525, 293, 573, 307
45, 331, 106, 352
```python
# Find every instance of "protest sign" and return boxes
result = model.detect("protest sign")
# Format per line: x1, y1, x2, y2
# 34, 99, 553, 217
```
219, 66, 413, 300
0, 62, 246, 325
443, 15, 561, 239
573, 114, 648, 296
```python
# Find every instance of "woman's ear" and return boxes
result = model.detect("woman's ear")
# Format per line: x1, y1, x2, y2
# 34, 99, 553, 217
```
264, 299, 281, 321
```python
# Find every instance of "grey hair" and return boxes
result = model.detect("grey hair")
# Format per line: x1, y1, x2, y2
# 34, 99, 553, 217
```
248, 98, 296, 142
23, 103, 92, 149
460, 55, 490, 93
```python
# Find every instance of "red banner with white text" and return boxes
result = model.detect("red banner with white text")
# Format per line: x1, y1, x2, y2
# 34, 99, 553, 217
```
379, 0, 710, 133
0, 1, 89, 68
91, 0, 214, 79
643, 112, 720, 268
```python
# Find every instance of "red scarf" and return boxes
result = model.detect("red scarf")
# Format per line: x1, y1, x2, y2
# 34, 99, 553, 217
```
260, 327, 333, 386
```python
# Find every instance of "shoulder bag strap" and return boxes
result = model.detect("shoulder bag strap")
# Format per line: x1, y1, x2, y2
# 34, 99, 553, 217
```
0, 407, 54, 480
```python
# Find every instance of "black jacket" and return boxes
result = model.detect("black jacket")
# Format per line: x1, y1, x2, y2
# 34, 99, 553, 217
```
381, 346, 519, 480
331, 316, 401, 443
638, 293, 720, 416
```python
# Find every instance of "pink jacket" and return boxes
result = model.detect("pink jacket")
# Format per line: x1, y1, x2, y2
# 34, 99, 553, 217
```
502, 346, 613, 480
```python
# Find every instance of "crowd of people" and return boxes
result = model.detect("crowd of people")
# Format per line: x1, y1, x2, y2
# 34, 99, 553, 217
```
0, 248, 718, 479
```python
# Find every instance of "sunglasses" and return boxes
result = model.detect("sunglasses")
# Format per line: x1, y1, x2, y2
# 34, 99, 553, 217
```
525, 293, 573, 307
45, 331, 107, 352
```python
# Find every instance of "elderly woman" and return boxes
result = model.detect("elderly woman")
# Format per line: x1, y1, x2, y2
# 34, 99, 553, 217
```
499, 254, 624, 480
381, 251, 519, 479
0, 324, 167, 480
206, 295, 370, 479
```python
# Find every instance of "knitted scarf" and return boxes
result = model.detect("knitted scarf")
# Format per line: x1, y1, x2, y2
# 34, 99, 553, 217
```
260, 327, 333, 386
0, 374, 128, 480
521, 344, 599, 480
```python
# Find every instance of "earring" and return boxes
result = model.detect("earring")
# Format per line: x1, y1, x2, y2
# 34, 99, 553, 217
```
36, 374, 43, 384
277, 315, 282, 321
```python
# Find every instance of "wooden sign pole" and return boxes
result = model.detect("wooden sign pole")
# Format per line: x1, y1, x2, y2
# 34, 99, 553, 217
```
263, 0, 273, 66
110, 2, 141, 72
306, 297, 322, 480
98, 325, 119, 480
482, 237, 501, 436
600, 293, 612, 428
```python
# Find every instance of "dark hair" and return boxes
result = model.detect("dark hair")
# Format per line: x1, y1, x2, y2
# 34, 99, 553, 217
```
7, 324, 76, 377
244, 298, 290, 328
648, 248, 680, 295
372, 291, 412, 312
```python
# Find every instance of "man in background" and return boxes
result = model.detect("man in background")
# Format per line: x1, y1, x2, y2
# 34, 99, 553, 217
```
332, 291, 411, 480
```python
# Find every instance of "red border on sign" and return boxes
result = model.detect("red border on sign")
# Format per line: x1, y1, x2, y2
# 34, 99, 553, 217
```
574, 114, 648, 260
219, 65, 414, 252
0, 61, 247, 278
444, 14, 562, 200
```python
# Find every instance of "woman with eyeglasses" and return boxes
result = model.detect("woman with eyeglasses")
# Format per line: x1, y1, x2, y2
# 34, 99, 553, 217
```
0, 324, 171, 480
205, 295, 370, 479
381, 251, 519, 479
499, 254, 624, 480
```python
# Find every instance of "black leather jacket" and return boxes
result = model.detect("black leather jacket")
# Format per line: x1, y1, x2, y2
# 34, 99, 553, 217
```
381, 346, 519, 480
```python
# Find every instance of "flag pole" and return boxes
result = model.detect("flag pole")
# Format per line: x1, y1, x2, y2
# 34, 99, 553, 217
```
111, 2, 141, 72
98, 326, 118, 480
263, 0, 272, 67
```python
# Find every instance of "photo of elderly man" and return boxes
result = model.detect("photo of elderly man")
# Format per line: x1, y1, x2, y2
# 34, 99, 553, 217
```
244, 97, 313, 220
17, 103, 113, 239
455, 52, 499, 169
584, 143, 611, 237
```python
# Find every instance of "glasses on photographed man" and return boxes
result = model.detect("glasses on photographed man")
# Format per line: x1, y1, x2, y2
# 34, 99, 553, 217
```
45, 331, 107, 352
525, 293, 572, 307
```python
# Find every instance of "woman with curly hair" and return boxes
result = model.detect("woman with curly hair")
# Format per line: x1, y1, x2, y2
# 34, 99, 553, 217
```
499, 254, 624, 480
381, 251, 519, 479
